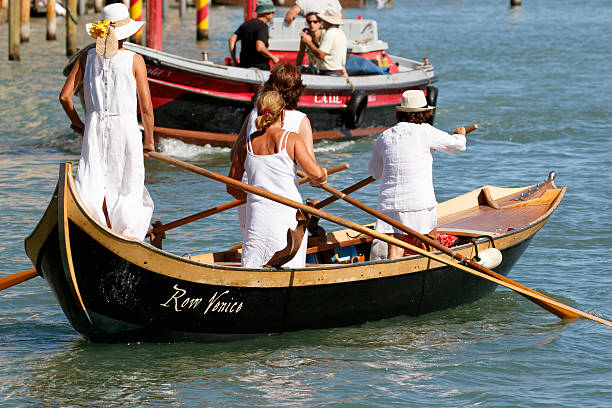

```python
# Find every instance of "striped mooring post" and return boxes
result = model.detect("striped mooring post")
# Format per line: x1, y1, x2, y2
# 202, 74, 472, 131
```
196, 0, 209, 40
244, 0, 256, 22
146, 0, 162, 50
130, 0, 144, 44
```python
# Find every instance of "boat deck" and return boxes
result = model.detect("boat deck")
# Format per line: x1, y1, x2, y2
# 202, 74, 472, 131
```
192, 180, 565, 267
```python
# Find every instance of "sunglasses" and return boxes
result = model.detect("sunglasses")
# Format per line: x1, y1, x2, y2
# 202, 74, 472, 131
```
307, 19, 320, 24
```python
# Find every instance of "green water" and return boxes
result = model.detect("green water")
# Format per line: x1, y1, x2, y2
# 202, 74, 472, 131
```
1, 0, 611, 406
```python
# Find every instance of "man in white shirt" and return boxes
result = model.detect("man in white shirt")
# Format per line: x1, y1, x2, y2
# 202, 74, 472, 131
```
368, 90, 467, 259
299, 8, 347, 76
284, 0, 343, 25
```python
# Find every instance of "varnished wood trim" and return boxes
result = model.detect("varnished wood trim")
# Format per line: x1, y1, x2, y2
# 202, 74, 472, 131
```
501, 189, 562, 209
57, 163, 90, 319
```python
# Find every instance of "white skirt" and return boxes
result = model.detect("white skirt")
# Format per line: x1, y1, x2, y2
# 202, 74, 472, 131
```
374, 207, 437, 235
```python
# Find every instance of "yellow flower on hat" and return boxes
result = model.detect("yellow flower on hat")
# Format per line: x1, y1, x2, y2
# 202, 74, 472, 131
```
89, 20, 110, 39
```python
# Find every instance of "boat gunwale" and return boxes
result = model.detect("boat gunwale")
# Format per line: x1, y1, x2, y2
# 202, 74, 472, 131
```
49, 162, 565, 289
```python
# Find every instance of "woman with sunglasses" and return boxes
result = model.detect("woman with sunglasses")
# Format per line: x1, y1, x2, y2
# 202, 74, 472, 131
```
296, 12, 323, 73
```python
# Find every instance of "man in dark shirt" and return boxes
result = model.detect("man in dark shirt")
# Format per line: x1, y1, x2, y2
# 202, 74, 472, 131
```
228, 0, 279, 70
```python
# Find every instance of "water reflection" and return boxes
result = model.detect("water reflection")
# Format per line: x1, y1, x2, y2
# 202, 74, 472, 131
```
12, 292, 570, 406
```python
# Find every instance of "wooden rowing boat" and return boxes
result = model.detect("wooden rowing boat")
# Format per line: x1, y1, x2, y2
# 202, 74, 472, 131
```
24, 163, 565, 342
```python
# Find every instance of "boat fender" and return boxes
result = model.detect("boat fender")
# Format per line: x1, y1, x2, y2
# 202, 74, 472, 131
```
343, 90, 368, 129
474, 248, 503, 269
425, 85, 438, 108
425, 85, 438, 125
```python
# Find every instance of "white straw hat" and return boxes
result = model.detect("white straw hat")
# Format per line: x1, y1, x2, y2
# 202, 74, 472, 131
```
396, 90, 434, 112
317, 8, 344, 25
86, 3, 144, 58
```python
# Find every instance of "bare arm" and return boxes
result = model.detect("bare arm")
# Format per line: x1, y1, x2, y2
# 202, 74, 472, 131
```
297, 116, 315, 158
228, 33, 238, 66
288, 133, 326, 185
255, 40, 279, 65
300, 31, 328, 60
284, 5, 301, 24
134, 54, 155, 153
59, 53, 86, 135
227, 139, 247, 201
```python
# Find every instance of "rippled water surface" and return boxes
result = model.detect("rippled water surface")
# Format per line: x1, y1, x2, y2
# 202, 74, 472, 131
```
1, 0, 611, 406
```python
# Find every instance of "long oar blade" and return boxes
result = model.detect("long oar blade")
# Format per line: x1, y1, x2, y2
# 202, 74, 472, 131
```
148, 152, 612, 327
0, 268, 38, 291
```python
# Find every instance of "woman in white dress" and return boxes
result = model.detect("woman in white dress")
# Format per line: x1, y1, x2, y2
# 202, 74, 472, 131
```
59, 3, 155, 240
227, 91, 327, 268
231, 62, 316, 238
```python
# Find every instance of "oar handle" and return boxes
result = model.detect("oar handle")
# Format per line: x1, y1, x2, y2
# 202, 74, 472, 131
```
459, 124, 478, 134
297, 162, 349, 184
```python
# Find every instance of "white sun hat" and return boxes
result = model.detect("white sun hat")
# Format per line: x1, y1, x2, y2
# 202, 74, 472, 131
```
86, 3, 144, 58
317, 8, 344, 25
395, 90, 434, 112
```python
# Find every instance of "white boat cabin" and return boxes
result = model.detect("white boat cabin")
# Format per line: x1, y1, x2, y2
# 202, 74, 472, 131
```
268, 17, 389, 54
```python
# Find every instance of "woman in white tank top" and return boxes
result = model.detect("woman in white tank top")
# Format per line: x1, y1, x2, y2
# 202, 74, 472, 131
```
231, 62, 316, 238
228, 91, 327, 268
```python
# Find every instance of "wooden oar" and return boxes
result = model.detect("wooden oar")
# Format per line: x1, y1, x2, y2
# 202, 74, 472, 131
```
148, 151, 612, 327
0, 268, 39, 292
146, 162, 350, 238
316, 180, 586, 319
226, 175, 377, 252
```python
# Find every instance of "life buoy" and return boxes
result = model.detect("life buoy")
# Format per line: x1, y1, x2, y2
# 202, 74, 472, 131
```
343, 90, 368, 129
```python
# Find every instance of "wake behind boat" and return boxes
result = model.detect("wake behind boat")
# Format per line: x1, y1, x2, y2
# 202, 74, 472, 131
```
24, 163, 566, 342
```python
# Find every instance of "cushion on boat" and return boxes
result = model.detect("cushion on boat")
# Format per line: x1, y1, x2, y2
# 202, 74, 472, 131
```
402, 233, 458, 256
345, 55, 389, 76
